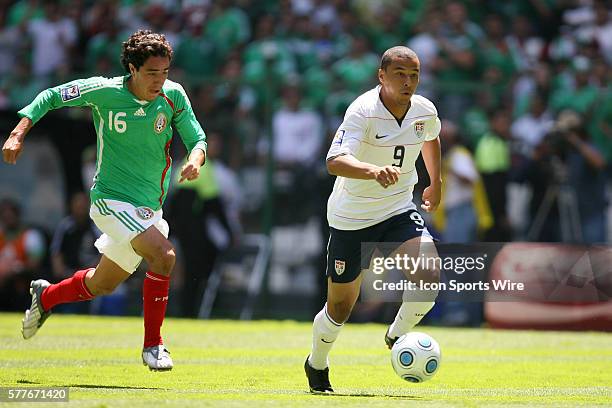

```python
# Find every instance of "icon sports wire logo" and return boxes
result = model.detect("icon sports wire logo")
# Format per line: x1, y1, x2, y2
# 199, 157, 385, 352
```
358, 242, 612, 303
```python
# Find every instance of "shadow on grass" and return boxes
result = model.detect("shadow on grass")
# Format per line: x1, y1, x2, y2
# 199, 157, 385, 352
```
307, 391, 423, 399
63, 384, 164, 390
19, 380, 163, 391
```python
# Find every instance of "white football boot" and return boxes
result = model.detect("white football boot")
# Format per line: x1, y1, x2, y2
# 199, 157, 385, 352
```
142, 345, 173, 371
22, 279, 52, 339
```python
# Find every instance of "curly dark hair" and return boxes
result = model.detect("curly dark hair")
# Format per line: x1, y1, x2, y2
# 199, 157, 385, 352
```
120, 30, 173, 73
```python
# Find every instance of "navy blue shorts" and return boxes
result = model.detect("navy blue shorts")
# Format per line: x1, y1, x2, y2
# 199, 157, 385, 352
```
326, 209, 434, 283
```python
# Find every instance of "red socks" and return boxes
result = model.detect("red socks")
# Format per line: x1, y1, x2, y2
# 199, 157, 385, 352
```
40, 268, 95, 311
40, 268, 170, 349
143, 271, 170, 348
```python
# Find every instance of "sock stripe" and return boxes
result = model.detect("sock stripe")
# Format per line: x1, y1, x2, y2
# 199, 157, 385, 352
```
145, 272, 168, 282
324, 306, 342, 327
79, 268, 95, 298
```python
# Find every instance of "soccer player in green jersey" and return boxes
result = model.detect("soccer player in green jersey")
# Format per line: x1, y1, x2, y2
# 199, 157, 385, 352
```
1, 30, 207, 371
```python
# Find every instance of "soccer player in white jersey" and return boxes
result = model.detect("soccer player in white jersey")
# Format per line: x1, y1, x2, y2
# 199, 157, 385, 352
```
304, 46, 442, 393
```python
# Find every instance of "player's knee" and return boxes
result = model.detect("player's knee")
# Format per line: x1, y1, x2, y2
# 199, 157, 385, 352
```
150, 246, 176, 276
161, 247, 176, 273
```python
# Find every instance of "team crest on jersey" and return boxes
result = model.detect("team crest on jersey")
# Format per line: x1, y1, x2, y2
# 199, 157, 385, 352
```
334, 260, 346, 276
333, 129, 345, 145
136, 206, 154, 220
154, 112, 168, 134
414, 121, 425, 138
60, 84, 80, 102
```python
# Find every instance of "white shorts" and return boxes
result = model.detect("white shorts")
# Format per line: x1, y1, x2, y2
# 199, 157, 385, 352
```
90, 199, 170, 273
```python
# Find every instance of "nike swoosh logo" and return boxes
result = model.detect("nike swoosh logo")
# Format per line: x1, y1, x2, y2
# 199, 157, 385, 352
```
375, 134, 389, 139
321, 338, 334, 344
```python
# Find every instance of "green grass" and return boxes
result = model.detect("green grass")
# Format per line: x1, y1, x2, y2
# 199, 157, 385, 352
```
0, 313, 611, 407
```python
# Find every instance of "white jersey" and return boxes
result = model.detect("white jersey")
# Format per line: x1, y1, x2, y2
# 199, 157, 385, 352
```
326, 86, 441, 230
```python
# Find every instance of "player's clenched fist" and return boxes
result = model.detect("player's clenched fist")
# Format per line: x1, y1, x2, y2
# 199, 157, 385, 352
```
179, 161, 201, 183
2, 134, 24, 164
374, 165, 400, 188
3, 117, 31, 164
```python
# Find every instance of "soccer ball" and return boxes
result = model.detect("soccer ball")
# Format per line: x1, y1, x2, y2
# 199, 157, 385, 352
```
390, 332, 441, 383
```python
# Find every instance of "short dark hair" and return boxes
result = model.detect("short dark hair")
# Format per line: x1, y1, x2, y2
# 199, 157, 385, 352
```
120, 30, 173, 73
380, 46, 418, 71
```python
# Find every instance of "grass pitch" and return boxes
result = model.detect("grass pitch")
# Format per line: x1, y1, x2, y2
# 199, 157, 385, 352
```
0, 313, 611, 407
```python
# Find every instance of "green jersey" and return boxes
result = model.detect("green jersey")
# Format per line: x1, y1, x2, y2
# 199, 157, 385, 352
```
18, 75, 207, 210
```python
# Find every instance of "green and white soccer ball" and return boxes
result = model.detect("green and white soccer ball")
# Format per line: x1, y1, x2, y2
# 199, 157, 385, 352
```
390, 332, 441, 383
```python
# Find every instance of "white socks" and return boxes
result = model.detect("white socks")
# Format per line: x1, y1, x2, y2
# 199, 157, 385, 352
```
308, 304, 343, 370
387, 301, 435, 339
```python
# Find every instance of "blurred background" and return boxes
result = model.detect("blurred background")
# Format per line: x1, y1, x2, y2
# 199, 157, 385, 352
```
0, 0, 610, 328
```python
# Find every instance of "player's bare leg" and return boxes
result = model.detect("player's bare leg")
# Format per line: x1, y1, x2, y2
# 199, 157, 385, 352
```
131, 226, 176, 371
305, 274, 363, 393
22, 256, 129, 339
385, 236, 439, 348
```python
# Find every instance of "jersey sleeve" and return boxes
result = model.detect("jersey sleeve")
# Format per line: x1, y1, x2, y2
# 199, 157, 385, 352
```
18, 77, 107, 125
171, 84, 207, 155
326, 109, 368, 161
424, 116, 441, 141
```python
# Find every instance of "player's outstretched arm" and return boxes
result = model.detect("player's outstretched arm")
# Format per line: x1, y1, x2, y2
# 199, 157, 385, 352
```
3, 77, 106, 165
421, 137, 442, 212
327, 154, 400, 189
2, 117, 33, 164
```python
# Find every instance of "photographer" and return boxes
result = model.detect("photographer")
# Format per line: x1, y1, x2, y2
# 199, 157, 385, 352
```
558, 111, 608, 243
519, 110, 607, 243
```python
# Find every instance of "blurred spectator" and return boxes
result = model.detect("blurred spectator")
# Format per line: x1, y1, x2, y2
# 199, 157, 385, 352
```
50, 192, 99, 281
4, 58, 49, 109
168, 132, 241, 317
50, 192, 103, 314
511, 92, 554, 157
243, 15, 296, 86
513, 63, 553, 117
173, 24, 218, 79
204, 0, 250, 59
213, 56, 257, 167
461, 90, 493, 148
27, 0, 77, 77
479, 14, 516, 104
574, 0, 612, 64
0, 199, 46, 311
505, 15, 545, 73
590, 90, 612, 167
518, 110, 608, 243
432, 1, 481, 121
84, 22, 124, 75
550, 56, 599, 114
559, 111, 608, 243
407, 10, 443, 98
5, 0, 43, 27
332, 35, 378, 94
434, 120, 492, 243
272, 84, 324, 168
0, 5, 28, 78
474, 109, 513, 241
270, 83, 324, 223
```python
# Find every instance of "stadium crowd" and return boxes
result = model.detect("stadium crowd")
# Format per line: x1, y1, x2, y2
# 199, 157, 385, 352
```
0, 0, 610, 315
